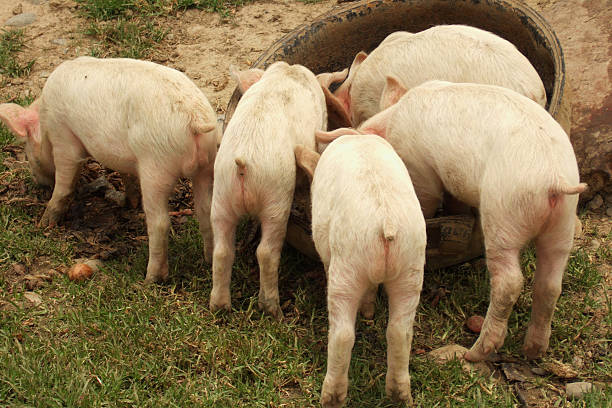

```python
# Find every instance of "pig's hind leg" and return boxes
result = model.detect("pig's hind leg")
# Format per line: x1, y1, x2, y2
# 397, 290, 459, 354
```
321, 260, 366, 408
465, 206, 527, 362
256, 205, 291, 319
384, 269, 422, 404
523, 202, 576, 359
192, 169, 214, 263
210, 203, 238, 312
139, 168, 176, 283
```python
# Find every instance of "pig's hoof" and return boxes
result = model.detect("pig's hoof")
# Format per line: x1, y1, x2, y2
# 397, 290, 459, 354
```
359, 302, 375, 319
465, 337, 499, 362
386, 377, 412, 404
522, 342, 546, 360
210, 292, 231, 313
143, 272, 168, 284
39, 210, 59, 228
321, 379, 348, 408
523, 325, 550, 359
258, 298, 283, 320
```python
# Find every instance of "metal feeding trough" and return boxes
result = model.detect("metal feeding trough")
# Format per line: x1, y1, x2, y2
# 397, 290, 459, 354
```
224, 0, 570, 269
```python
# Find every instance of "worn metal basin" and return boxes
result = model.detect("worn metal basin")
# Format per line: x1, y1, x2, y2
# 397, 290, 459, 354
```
224, 0, 569, 269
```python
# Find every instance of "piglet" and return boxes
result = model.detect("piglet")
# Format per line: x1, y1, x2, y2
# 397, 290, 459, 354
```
321, 25, 547, 127
295, 135, 426, 407
209, 62, 327, 318
0, 57, 218, 283
317, 79, 585, 362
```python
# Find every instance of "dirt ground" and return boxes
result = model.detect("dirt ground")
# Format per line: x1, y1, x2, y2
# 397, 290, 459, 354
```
0, 0, 339, 110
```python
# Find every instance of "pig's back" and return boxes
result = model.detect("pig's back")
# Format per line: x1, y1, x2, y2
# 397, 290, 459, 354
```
390, 81, 577, 207
40, 57, 215, 171
352, 25, 545, 123
215, 71, 324, 209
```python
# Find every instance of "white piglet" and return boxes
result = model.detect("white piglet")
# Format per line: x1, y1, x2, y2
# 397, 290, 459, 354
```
210, 62, 327, 318
320, 25, 547, 128
295, 135, 426, 407
0, 57, 218, 283
318, 79, 585, 362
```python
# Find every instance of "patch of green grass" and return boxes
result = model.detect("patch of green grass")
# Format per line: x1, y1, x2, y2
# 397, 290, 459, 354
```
0, 191, 610, 407
0, 29, 35, 78
75, 0, 252, 57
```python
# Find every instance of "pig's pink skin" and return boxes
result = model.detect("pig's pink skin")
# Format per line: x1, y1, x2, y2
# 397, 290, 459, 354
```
209, 61, 327, 319
0, 57, 218, 283
297, 135, 425, 407
318, 80, 584, 362
330, 25, 546, 127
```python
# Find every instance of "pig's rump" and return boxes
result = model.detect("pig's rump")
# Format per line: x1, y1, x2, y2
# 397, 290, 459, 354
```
386, 82, 580, 228
311, 136, 425, 284
39, 57, 216, 176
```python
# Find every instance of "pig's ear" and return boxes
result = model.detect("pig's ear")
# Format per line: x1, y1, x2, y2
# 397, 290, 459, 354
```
350, 51, 368, 72
322, 87, 352, 129
294, 144, 320, 183
315, 128, 361, 144
316, 69, 349, 89
380, 75, 407, 111
230, 65, 264, 94
0, 102, 40, 143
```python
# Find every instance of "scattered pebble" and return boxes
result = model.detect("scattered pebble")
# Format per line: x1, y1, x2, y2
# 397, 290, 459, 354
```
39, 71, 51, 78
51, 38, 67, 46
23, 291, 42, 306
4, 12, 37, 27
13, 4, 23, 15
68, 263, 94, 281
587, 194, 603, 210
572, 355, 584, 369
105, 189, 126, 207
565, 381, 593, 399
589, 239, 601, 251
466, 315, 484, 333
68, 259, 102, 281
531, 367, 547, 376
606, 206, 612, 217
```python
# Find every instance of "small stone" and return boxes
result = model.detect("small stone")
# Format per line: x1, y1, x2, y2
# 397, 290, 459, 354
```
572, 355, 584, 369
588, 194, 603, 210
531, 367, 547, 376
68, 264, 93, 281
105, 189, 126, 207
29, 0, 46, 4
23, 291, 42, 306
39, 71, 50, 78
466, 315, 484, 333
51, 38, 67, 46
566, 381, 593, 399
13, 4, 23, 15
589, 239, 601, 251
606, 206, 612, 217
5, 12, 37, 27
12, 263, 26, 275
